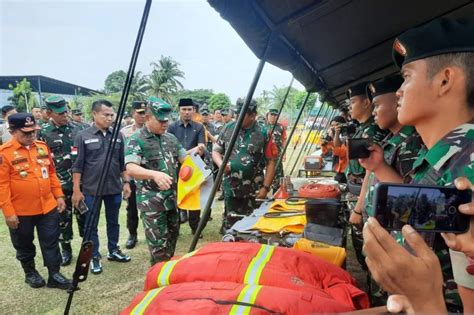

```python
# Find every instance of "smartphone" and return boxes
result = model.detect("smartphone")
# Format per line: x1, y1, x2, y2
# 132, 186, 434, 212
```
76, 200, 89, 215
373, 183, 471, 233
347, 138, 371, 159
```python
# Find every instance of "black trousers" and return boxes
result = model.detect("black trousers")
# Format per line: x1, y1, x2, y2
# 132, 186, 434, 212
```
126, 180, 139, 236
9, 209, 62, 270
188, 210, 202, 233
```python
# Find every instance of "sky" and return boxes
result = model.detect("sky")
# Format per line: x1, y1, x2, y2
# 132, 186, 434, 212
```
0, 0, 304, 102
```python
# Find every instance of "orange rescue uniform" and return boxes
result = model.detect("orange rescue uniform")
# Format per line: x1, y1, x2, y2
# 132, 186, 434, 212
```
321, 141, 348, 173
0, 139, 63, 217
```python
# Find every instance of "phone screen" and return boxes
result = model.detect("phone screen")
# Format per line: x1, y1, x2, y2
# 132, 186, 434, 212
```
76, 200, 89, 215
347, 138, 371, 160
373, 183, 471, 233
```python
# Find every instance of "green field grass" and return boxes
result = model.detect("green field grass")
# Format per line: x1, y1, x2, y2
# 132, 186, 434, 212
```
0, 146, 367, 314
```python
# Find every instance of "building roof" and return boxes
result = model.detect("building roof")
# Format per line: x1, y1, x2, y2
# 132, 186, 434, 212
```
0, 75, 100, 96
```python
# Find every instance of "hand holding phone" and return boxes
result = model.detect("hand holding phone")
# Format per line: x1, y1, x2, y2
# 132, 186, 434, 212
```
348, 138, 371, 159
373, 183, 472, 233
75, 200, 89, 215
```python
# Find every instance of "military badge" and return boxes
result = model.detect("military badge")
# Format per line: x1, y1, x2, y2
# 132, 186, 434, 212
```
393, 38, 407, 56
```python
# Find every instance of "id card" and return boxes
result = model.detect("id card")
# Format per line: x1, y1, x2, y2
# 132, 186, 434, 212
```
41, 167, 49, 179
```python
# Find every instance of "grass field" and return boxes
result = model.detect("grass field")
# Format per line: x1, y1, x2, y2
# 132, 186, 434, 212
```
0, 147, 367, 314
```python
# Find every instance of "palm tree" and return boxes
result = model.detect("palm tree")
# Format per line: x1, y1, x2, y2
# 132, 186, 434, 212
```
129, 71, 150, 101
148, 56, 185, 104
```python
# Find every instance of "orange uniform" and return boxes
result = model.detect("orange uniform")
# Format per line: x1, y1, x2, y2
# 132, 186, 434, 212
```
333, 144, 349, 173
0, 139, 63, 217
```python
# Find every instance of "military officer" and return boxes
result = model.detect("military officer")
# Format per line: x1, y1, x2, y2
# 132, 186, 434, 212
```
0, 113, 71, 289
0, 105, 17, 145
121, 101, 147, 249
213, 98, 277, 233
265, 107, 287, 192
363, 17, 474, 313
37, 105, 50, 127
71, 109, 89, 129
125, 97, 187, 265
38, 95, 84, 266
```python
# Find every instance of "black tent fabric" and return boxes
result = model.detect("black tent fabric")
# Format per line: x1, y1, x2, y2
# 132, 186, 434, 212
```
208, 0, 473, 106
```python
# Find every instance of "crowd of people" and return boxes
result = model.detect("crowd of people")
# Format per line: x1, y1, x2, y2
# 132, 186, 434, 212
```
0, 15, 473, 314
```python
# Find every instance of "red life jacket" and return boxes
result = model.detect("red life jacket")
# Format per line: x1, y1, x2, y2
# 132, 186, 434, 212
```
122, 281, 354, 315
144, 242, 368, 310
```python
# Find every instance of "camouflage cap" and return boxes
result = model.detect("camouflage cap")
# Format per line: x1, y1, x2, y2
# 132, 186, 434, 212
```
235, 97, 257, 114
199, 105, 210, 115
221, 107, 230, 116
148, 96, 172, 121
71, 109, 82, 115
268, 107, 279, 115
45, 95, 67, 113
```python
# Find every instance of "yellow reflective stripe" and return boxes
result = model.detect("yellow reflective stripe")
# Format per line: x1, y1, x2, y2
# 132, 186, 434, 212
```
130, 287, 165, 315
157, 250, 198, 287
229, 284, 262, 315
243, 244, 275, 285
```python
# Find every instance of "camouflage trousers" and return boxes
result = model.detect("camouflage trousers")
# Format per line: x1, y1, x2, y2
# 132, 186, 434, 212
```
58, 191, 85, 246
271, 164, 284, 192
138, 195, 180, 266
222, 197, 257, 232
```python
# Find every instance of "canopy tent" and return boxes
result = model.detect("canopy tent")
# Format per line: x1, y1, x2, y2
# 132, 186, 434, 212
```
208, 0, 474, 106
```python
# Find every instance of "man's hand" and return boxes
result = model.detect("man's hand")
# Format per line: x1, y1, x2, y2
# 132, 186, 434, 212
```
123, 183, 132, 199
152, 171, 173, 190
349, 208, 363, 225
386, 295, 416, 314
56, 197, 66, 213
363, 218, 447, 313
441, 177, 474, 258
223, 162, 231, 174
256, 187, 268, 199
359, 144, 385, 172
5, 215, 19, 229
197, 143, 206, 156
72, 190, 85, 209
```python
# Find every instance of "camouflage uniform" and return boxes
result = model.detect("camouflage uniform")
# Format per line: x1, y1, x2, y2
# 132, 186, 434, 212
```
362, 125, 423, 306
264, 122, 286, 192
38, 120, 85, 246
348, 116, 388, 270
406, 120, 474, 312
125, 127, 186, 265
213, 121, 272, 230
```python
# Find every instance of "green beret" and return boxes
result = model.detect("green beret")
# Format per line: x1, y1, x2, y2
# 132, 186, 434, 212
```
148, 96, 172, 121
71, 109, 83, 115
132, 101, 146, 112
393, 16, 474, 68
45, 95, 67, 113
366, 74, 403, 101
346, 81, 370, 99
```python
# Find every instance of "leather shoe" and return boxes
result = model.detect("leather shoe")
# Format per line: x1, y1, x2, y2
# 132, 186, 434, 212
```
47, 272, 71, 290
25, 271, 46, 288
125, 234, 138, 249
61, 250, 72, 266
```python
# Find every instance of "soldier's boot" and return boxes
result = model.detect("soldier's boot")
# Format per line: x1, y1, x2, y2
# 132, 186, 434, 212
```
47, 267, 71, 290
61, 243, 72, 266
21, 261, 46, 288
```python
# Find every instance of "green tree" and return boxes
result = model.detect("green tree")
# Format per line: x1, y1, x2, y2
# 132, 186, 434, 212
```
148, 56, 185, 104
104, 70, 126, 94
174, 89, 214, 106
8, 78, 38, 112
208, 93, 231, 112
103, 70, 149, 102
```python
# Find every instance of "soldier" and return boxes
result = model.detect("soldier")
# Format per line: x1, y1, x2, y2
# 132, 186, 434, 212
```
121, 101, 147, 249
265, 107, 287, 192
31, 106, 42, 121
38, 96, 85, 266
125, 98, 187, 265
167, 98, 206, 234
213, 108, 224, 133
37, 105, 50, 127
199, 105, 217, 156
221, 107, 234, 124
213, 98, 277, 233
355, 74, 424, 306
341, 81, 388, 270
363, 17, 474, 312
0, 113, 71, 289
0, 105, 17, 145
